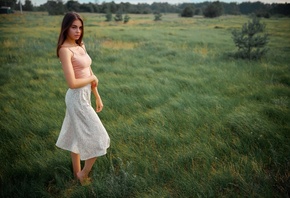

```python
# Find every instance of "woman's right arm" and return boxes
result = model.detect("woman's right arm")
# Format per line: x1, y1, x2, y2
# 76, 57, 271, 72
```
59, 47, 97, 89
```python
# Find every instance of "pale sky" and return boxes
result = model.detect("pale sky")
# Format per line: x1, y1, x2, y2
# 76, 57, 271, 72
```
29, 0, 290, 6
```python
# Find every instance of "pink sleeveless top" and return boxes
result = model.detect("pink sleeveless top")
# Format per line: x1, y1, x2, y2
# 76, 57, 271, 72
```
68, 46, 92, 79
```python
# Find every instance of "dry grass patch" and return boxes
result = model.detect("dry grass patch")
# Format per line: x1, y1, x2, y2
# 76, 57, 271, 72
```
2, 38, 28, 48
101, 40, 137, 50
194, 46, 209, 57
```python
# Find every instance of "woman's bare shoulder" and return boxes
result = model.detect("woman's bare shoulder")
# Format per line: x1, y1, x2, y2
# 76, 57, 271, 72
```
59, 47, 72, 57
59, 44, 73, 49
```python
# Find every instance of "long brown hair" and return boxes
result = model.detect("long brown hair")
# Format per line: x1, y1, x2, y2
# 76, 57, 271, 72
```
56, 12, 84, 57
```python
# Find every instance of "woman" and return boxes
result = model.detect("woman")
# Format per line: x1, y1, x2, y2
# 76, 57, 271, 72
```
55, 12, 110, 185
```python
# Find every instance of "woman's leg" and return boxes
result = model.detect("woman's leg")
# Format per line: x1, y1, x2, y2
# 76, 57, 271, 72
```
71, 152, 81, 179
77, 157, 97, 184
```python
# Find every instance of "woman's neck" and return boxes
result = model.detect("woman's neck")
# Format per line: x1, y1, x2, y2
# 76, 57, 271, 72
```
64, 38, 78, 46
63, 41, 78, 47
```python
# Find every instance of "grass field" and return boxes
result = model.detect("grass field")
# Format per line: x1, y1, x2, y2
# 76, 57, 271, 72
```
0, 12, 289, 197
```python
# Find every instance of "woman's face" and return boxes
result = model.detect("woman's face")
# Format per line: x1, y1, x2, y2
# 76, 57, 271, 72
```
67, 19, 82, 41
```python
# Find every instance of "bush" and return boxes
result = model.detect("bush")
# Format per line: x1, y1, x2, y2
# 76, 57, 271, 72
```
203, 1, 223, 18
114, 10, 123, 22
124, 14, 130, 24
105, 11, 112, 22
231, 17, 269, 60
181, 6, 194, 17
154, 12, 162, 21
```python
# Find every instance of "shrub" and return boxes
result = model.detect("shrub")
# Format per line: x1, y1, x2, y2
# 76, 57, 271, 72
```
203, 1, 223, 18
114, 10, 123, 22
181, 6, 194, 17
124, 14, 130, 24
231, 17, 269, 60
154, 12, 162, 21
105, 10, 112, 21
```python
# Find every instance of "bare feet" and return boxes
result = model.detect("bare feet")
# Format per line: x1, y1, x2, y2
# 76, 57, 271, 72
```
77, 171, 92, 186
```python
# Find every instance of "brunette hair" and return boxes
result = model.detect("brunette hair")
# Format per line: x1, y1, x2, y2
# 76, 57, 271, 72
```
56, 12, 84, 57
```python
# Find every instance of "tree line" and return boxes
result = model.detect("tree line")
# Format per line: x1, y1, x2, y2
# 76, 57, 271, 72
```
1, 0, 290, 17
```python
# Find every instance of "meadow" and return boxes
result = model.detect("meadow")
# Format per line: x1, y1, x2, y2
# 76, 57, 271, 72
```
0, 12, 289, 197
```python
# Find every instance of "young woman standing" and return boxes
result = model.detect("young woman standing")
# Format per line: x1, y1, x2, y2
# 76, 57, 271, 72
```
55, 12, 110, 185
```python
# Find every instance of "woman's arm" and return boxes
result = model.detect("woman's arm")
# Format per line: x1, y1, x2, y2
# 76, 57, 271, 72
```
59, 47, 97, 89
92, 87, 103, 112
90, 67, 98, 89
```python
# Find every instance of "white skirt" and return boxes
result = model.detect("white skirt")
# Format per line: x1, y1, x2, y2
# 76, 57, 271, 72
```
56, 84, 110, 160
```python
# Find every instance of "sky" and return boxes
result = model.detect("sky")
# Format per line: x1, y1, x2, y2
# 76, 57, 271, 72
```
29, 0, 290, 6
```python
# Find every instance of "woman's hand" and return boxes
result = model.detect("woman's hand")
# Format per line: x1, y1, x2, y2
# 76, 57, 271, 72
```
95, 96, 103, 112
91, 83, 103, 112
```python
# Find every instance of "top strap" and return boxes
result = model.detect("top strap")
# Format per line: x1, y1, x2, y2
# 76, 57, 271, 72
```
68, 48, 75, 56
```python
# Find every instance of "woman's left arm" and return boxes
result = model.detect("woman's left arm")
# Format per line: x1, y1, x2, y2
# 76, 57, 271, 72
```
86, 42, 103, 112
92, 87, 103, 112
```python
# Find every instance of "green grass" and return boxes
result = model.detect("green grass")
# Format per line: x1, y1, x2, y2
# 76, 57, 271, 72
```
0, 12, 289, 197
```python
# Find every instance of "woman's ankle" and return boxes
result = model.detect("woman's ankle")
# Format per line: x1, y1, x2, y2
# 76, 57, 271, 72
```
77, 171, 92, 186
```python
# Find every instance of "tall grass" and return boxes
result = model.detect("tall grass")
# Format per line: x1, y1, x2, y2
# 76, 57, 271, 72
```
0, 12, 289, 197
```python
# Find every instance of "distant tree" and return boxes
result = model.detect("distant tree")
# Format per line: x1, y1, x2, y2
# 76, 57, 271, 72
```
120, 2, 131, 13
0, 0, 16, 9
100, 2, 109, 13
79, 3, 94, 13
23, 0, 33, 11
116, 3, 124, 13
66, 0, 80, 12
203, 1, 223, 18
36, 4, 47, 12
181, 5, 194, 17
255, 10, 271, 18
92, 4, 100, 13
239, 1, 266, 15
223, 2, 240, 15
100, 2, 117, 13
47, 0, 64, 15
270, 3, 290, 16
136, 3, 152, 14
194, 8, 202, 15
30, 1, 290, 18
231, 17, 269, 60
110, 1, 117, 13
